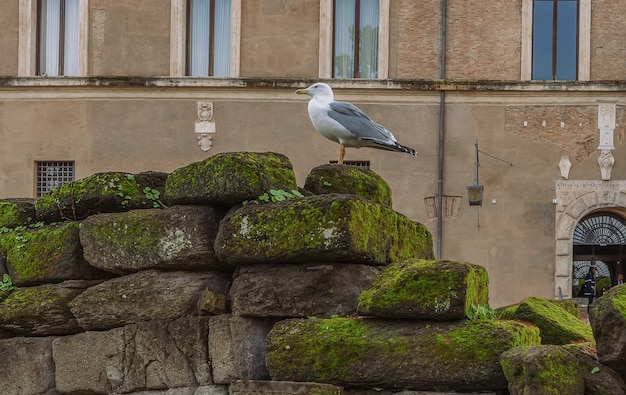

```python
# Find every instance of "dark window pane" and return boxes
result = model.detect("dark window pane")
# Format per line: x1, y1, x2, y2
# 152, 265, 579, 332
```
334, 0, 356, 78
358, 0, 378, 79
556, 0, 577, 80
532, 0, 554, 80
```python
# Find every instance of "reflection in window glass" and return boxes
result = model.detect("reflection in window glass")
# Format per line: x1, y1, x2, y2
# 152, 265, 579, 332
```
39, 0, 80, 76
532, 0, 578, 81
333, 0, 379, 79
188, 0, 231, 77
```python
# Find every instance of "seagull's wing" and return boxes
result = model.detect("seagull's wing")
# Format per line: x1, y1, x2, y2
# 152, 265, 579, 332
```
327, 101, 398, 145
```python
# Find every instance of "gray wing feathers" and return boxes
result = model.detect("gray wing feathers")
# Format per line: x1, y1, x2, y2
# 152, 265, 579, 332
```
327, 101, 397, 144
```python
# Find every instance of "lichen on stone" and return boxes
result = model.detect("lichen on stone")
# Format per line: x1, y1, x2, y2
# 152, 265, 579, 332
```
357, 259, 488, 319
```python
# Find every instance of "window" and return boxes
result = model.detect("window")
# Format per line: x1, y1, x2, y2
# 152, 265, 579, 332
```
333, 0, 379, 79
329, 160, 370, 169
186, 0, 232, 77
319, 0, 389, 79
37, 0, 81, 76
531, 0, 578, 80
36, 161, 74, 197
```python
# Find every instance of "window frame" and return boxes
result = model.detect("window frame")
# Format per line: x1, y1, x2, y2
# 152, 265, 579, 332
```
319, 0, 389, 79
35, 161, 75, 197
521, 0, 589, 81
170, 0, 241, 77
18, 0, 88, 76
531, 0, 578, 80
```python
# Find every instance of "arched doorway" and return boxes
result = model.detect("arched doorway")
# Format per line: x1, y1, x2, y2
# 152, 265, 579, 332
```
554, 180, 626, 299
572, 212, 626, 298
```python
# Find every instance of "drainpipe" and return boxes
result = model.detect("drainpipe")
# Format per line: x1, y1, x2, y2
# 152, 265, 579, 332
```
436, 0, 447, 260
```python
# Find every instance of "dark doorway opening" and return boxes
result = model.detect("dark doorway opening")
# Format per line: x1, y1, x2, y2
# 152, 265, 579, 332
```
572, 212, 626, 297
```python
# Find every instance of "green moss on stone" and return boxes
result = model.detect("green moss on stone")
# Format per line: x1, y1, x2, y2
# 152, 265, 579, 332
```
549, 299, 581, 319
357, 260, 488, 318
219, 195, 433, 264
500, 346, 583, 394
164, 152, 297, 204
433, 320, 541, 363
0, 203, 21, 228
500, 297, 593, 345
0, 200, 36, 229
304, 164, 393, 207
0, 222, 79, 283
266, 317, 411, 382
0, 285, 81, 322
611, 286, 626, 319
267, 317, 540, 386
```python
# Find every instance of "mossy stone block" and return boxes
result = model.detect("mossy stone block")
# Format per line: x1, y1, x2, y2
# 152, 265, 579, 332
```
357, 259, 489, 319
265, 317, 541, 391
34, 171, 167, 223
215, 194, 434, 266
79, 205, 226, 274
589, 284, 626, 379
164, 151, 298, 206
0, 199, 36, 228
304, 164, 392, 207
499, 296, 593, 345
0, 222, 108, 286
500, 345, 585, 395
0, 280, 95, 336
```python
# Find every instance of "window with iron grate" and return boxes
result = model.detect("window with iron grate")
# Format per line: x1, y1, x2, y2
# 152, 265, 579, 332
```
36, 161, 75, 197
329, 160, 370, 169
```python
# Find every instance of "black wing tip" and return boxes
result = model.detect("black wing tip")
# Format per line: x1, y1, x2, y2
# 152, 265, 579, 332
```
399, 144, 418, 157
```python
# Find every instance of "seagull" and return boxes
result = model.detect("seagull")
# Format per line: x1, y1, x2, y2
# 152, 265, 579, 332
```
295, 82, 417, 164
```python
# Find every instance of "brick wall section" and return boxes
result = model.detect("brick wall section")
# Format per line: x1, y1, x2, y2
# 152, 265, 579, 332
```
89, 0, 171, 76
590, 0, 626, 80
445, 0, 522, 80
391, 0, 441, 79
505, 106, 597, 163
240, 0, 320, 78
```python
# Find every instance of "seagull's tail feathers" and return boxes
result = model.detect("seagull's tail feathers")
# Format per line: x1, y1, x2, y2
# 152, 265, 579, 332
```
367, 140, 418, 157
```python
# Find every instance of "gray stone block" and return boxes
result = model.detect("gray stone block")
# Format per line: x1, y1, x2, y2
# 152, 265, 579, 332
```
230, 263, 379, 317
69, 270, 230, 331
80, 205, 226, 274
209, 314, 276, 384
53, 318, 213, 394
0, 337, 57, 394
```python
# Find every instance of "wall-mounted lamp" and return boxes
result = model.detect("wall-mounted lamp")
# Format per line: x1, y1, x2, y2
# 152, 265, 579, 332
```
466, 140, 483, 206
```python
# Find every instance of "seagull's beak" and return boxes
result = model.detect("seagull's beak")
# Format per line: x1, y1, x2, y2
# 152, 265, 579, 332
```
295, 88, 309, 95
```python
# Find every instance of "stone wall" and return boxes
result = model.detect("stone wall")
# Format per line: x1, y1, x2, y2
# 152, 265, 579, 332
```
0, 152, 623, 395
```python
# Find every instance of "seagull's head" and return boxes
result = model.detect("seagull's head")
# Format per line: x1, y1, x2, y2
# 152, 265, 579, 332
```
295, 83, 334, 101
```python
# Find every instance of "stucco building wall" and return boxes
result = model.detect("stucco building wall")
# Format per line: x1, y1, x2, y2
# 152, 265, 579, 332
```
2, 1, 626, 307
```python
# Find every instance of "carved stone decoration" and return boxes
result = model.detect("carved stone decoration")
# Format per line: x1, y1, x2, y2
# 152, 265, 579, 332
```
598, 150, 615, 181
597, 101, 616, 150
195, 101, 216, 152
198, 101, 214, 121
558, 156, 572, 179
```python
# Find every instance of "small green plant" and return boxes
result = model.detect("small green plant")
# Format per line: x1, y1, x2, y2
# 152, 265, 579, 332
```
591, 367, 600, 374
143, 187, 161, 208
243, 189, 303, 205
0, 274, 16, 291
467, 303, 499, 320
323, 181, 332, 187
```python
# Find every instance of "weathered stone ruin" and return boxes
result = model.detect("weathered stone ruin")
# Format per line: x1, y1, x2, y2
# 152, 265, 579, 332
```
0, 151, 625, 394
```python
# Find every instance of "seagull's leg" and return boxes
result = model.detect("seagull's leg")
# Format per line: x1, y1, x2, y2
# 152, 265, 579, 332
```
338, 144, 345, 164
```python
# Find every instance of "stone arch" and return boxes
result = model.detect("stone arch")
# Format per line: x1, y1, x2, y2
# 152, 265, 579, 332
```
554, 180, 626, 298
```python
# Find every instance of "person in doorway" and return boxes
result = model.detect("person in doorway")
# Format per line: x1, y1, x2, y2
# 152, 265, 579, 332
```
618, 273, 624, 285
583, 265, 597, 312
